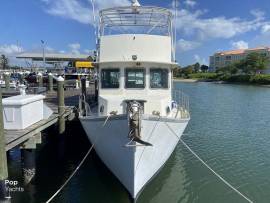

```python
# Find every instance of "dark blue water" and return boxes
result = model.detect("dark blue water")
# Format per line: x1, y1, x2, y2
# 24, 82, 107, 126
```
8, 82, 270, 203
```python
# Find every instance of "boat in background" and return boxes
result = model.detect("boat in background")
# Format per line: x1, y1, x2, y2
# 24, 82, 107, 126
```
79, 0, 190, 199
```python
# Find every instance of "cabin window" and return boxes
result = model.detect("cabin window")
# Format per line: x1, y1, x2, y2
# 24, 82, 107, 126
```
101, 69, 120, 88
125, 69, 145, 88
150, 68, 168, 88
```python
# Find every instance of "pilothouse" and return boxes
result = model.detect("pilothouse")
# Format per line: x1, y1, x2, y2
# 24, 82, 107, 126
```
79, 0, 190, 199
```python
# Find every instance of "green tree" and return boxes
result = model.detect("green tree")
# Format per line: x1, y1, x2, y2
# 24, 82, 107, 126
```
184, 66, 194, 75
240, 52, 269, 74
194, 62, 201, 72
0, 54, 9, 70
200, 65, 209, 73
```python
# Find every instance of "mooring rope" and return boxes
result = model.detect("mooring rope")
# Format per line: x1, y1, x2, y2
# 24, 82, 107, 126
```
165, 123, 253, 203
45, 115, 112, 203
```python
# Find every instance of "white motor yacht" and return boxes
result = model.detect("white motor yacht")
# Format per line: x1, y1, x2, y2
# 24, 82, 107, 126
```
79, 0, 190, 199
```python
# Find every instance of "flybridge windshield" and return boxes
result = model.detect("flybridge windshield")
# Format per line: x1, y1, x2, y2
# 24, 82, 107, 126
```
99, 6, 173, 36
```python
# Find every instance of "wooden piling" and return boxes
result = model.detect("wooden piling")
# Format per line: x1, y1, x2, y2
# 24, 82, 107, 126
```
94, 79, 98, 102
48, 73, 53, 92
81, 77, 86, 116
38, 73, 43, 87
57, 76, 65, 134
3, 73, 10, 90
0, 89, 8, 200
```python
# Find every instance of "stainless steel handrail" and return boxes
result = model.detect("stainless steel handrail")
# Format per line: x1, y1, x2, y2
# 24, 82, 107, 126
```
173, 90, 190, 119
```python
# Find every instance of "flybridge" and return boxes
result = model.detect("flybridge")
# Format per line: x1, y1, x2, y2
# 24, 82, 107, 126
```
99, 6, 173, 36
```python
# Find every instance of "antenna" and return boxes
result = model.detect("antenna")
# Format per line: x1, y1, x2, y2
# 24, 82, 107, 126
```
132, 0, 141, 7
90, 0, 99, 61
173, 0, 178, 62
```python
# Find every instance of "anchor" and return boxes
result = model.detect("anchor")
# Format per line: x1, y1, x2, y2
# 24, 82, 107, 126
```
125, 100, 152, 147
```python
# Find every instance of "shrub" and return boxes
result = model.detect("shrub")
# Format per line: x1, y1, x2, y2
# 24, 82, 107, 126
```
188, 73, 217, 80
249, 74, 270, 84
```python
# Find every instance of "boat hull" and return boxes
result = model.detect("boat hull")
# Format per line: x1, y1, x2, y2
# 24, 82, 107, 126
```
79, 115, 189, 198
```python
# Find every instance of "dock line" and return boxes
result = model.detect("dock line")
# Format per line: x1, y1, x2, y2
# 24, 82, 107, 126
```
179, 138, 253, 203
45, 114, 113, 203
45, 141, 95, 203
164, 124, 253, 203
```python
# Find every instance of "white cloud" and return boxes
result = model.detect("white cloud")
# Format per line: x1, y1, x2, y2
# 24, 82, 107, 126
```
0, 44, 24, 55
261, 24, 270, 34
177, 39, 201, 52
45, 46, 55, 53
68, 43, 81, 55
231, 40, 249, 50
184, 0, 197, 8
194, 54, 207, 65
94, 0, 130, 9
68, 43, 80, 50
250, 9, 265, 20
41, 0, 130, 25
40, 0, 50, 4
176, 8, 266, 40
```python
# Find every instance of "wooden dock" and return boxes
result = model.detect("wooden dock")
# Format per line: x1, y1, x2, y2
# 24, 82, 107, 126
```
0, 75, 97, 198
4, 86, 95, 152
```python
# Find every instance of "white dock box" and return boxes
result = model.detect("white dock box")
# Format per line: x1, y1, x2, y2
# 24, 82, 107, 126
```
2, 95, 45, 130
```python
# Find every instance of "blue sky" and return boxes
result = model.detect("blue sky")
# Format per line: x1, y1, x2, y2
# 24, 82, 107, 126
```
1, 0, 270, 67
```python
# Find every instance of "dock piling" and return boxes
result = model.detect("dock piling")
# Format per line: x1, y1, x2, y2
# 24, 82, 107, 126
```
94, 78, 98, 102
48, 73, 53, 92
0, 89, 8, 200
81, 77, 86, 116
38, 73, 43, 87
57, 76, 65, 134
3, 73, 10, 90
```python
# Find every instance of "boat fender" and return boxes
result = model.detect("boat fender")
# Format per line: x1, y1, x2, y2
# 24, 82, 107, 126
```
171, 101, 177, 109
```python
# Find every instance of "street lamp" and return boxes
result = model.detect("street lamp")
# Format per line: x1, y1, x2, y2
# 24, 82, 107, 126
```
41, 40, 45, 70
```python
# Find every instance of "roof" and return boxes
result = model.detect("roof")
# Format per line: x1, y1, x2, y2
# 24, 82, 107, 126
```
16, 53, 92, 62
216, 46, 270, 56
97, 60, 178, 68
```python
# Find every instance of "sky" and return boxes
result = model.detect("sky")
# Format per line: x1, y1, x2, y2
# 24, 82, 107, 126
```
0, 0, 270, 67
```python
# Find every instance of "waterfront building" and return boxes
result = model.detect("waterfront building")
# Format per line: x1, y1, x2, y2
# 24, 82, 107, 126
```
209, 46, 270, 72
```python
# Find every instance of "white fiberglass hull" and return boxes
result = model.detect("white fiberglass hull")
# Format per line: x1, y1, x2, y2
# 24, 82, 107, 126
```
79, 115, 189, 199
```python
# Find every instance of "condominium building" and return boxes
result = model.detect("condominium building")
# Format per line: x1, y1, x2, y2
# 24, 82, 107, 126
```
209, 46, 270, 70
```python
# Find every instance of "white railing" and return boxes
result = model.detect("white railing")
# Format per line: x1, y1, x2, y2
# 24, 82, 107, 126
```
172, 90, 190, 119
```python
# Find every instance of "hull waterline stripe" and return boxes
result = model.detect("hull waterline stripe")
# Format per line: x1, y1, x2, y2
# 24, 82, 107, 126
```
165, 124, 253, 203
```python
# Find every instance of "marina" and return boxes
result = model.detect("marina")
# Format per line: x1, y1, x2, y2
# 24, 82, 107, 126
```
1, 0, 270, 202
1, 81, 269, 203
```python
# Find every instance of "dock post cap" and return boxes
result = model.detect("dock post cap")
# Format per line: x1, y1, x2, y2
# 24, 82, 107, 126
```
57, 76, 64, 82
18, 84, 26, 87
